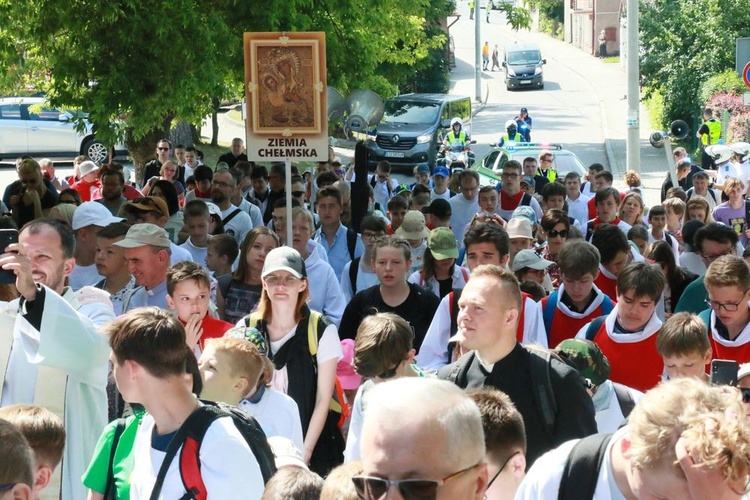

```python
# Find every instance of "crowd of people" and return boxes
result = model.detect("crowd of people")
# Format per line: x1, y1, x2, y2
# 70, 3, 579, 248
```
2, 135, 750, 500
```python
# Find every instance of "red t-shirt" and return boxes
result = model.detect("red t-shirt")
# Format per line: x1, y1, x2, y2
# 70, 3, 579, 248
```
72, 179, 99, 202
587, 192, 626, 219
710, 335, 750, 364
500, 190, 525, 212
543, 296, 611, 347
593, 323, 663, 392
189, 314, 234, 351
593, 273, 617, 301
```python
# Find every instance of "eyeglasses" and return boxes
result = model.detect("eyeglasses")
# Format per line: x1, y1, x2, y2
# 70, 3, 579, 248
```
501, 172, 519, 179
157, 147, 170, 151
362, 232, 385, 241
292, 191, 306, 198
705, 291, 749, 312
264, 275, 301, 287
741, 388, 750, 403
547, 229, 568, 238
212, 180, 234, 188
701, 250, 734, 263
352, 462, 481, 499
487, 451, 521, 489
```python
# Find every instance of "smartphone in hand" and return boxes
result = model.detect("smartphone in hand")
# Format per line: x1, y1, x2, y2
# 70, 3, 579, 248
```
710, 359, 739, 386
0, 229, 19, 284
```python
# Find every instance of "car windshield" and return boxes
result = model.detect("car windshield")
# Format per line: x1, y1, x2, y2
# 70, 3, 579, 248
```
382, 100, 440, 125
507, 50, 541, 65
509, 150, 586, 176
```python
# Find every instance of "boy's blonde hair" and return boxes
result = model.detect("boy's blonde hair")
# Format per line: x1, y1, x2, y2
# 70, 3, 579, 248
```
656, 312, 711, 358
627, 377, 750, 489
205, 337, 275, 390
705, 254, 750, 290
0, 405, 65, 469
662, 197, 686, 217
320, 460, 363, 500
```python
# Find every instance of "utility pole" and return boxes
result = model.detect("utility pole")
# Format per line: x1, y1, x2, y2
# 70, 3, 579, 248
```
475, 1, 481, 102
626, 0, 640, 171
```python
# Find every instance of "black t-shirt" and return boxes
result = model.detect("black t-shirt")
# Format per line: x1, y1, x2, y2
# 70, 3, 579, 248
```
338, 282, 441, 352
218, 152, 248, 169
143, 159, 163, 186
438, 343, 597, 467
3, 179, 58, 227
437, 277, 453, 298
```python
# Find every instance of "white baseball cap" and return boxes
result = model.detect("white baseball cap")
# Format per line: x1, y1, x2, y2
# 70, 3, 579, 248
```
71, 201, 124, 230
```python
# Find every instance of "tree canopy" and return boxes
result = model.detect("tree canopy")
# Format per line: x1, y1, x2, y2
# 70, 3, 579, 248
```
640, 0, 750, 128
0, 0, 536, 159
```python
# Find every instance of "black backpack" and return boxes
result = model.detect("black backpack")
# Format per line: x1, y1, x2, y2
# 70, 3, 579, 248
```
149, 402, 276, 500
557, 433, 613, 500
345, 227, 357, 261
348, 256, 361, 294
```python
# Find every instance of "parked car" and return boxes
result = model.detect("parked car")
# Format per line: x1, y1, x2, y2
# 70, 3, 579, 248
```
365, 93, 472, 170
471, 143, 587, 186
503, 43, 546, 91
0, 97, 127, 164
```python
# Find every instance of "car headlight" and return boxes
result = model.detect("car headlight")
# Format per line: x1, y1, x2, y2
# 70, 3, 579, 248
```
507, 67, 516, 76
417, 134, 432, 144
534, 67, 542, 75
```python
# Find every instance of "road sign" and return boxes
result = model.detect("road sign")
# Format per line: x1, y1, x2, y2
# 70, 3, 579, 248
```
743, 62, 750, 89
244, 32, 328, 162
744, 93, 750, 106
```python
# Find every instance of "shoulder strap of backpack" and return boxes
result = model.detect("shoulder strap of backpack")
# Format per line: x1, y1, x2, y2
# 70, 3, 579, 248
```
557, 433, 613, 500
349, 257, 361, 294
461, 267, 469, 282
601, 295, 614, 315
346, 228, 357, 261
709, 188, 717, 203
527, 348, 556, 440
450, 289, 462, 338
542, 292, 558, 338
586, 221, 595, 241
585, 316, 606, 341
612, 382, 635, 418
446, 352, 475, 387
149, 407, 221, 500
222, 208, 242, 226
369, 175, 376, 188
103, 418, 127, 500
521, 192, 532, 206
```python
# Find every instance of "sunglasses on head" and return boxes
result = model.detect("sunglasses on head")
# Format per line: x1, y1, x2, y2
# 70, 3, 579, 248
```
352, 462, 480, 499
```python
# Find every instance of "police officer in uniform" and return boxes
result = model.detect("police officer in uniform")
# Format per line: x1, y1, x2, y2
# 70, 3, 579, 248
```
498, 119, 525, 147
696, 107, 722, 169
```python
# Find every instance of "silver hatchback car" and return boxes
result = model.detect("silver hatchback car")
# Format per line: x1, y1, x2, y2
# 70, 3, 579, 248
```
0, 96, 127, 164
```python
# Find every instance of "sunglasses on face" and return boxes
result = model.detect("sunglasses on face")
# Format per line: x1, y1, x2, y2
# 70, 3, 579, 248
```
352, 462, 480, 499
741, 388, 750, 404
547, 229, 568, 238
292, 191, 306, 198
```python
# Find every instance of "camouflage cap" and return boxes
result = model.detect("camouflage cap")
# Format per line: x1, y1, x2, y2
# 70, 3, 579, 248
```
225, 326, 269, 357
554, 338, 610, 387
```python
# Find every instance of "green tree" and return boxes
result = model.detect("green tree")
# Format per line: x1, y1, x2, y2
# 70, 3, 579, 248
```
640, 0, 750, 129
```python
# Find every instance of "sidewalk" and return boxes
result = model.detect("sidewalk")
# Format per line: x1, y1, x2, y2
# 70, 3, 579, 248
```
448, 7, 669, 206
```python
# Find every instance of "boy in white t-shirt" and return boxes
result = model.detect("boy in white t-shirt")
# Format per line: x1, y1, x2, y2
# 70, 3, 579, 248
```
180, 200, 212, 268
105, 308, 263, 499
199, 336, 304, 452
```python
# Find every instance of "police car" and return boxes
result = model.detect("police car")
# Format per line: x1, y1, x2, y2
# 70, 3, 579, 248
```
471, 142, 587, 186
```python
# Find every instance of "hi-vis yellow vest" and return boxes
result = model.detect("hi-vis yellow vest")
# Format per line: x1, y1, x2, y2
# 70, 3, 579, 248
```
701, 118, 721, 146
